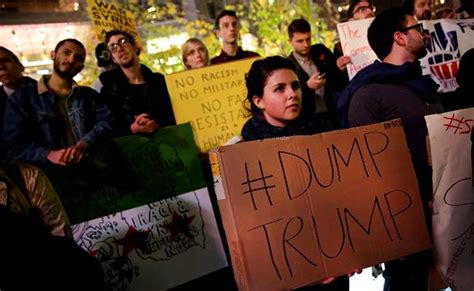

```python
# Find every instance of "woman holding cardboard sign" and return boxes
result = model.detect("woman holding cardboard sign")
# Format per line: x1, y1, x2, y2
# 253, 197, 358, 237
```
241, 55, 360, 290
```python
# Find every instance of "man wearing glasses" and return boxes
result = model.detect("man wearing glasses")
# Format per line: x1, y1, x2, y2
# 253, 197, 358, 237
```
339, 7, 439, 291
100, 30, 176, 136
347, 0, 376, 21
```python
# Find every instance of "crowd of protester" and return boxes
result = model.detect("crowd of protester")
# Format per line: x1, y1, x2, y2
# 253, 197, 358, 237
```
0, 0, 473, 290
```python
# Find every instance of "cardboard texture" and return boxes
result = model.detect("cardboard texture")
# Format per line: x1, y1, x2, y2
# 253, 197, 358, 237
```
166, 58, 257, 153
211, 120, 431, 290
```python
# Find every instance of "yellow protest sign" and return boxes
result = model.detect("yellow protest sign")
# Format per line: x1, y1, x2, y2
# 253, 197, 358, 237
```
166, 58, 257, 153
86, 0, 141, 46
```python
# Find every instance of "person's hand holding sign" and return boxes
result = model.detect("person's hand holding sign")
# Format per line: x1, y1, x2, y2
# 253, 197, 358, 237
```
336, 56, 352, 71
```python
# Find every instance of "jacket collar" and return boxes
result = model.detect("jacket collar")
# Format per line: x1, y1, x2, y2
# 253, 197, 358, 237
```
38, 75, 78, 95
217, 46, 244, 58
109, 64, 155, 83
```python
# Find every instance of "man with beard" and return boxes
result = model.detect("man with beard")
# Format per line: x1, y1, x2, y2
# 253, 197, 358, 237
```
340, 8, 439, 290
210, 10, 259, 65
403, 0, 433, 20
4, 39, 112, 166
100, 30, 175, 136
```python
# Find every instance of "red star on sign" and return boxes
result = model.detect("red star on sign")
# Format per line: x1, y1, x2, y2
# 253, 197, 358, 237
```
160, 212, 195, 241
114, 226, 151, 257
89, 249, 99, 257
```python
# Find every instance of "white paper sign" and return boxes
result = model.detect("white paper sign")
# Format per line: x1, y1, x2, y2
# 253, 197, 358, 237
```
337, 18, 376, 80
421, 18, 474, 92
426, 108, 474, 291
73, 188, 228, 290
337, 18, 474, 92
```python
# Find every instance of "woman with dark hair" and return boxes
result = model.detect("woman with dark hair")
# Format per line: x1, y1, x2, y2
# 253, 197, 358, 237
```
241, 55, 352, 290
241, 56, 330, 141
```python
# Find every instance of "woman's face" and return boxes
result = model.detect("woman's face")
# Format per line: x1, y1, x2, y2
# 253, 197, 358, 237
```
185, 42, 209, 69
253, 68, 302, 128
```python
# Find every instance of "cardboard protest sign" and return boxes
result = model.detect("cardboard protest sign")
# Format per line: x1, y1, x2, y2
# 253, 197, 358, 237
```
166, 58, 257, 153
426, 108, 474, 290
211, 120, 431, 290
65, 124, 226, 289
86, 0, 141, 46
337, 18, 474, 92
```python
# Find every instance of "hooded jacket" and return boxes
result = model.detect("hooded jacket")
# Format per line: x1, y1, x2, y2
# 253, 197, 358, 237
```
336, 60, 438, 128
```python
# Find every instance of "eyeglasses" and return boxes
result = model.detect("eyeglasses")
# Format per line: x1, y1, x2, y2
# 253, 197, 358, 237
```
399, 23, 425, 34
108, 38, 131, 53
353, 5, 376, 15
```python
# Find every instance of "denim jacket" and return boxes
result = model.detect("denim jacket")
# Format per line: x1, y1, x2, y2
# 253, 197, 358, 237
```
3, 75, 113, 164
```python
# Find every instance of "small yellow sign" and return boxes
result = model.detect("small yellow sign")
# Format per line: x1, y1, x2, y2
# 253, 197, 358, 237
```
86, 0, 141, 47
209, 152, 220, 177
165, 58, 257, 153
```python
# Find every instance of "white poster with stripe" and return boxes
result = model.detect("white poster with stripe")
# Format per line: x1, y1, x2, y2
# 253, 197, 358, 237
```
73, 188, 228, 290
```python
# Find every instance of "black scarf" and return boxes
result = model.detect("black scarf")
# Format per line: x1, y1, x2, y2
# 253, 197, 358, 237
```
241, 115, 317, 141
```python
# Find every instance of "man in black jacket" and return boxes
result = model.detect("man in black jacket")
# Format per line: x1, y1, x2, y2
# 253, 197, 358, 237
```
287, 19, 344, 127
100, 30, 176, 137
210, 10, 259, 65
